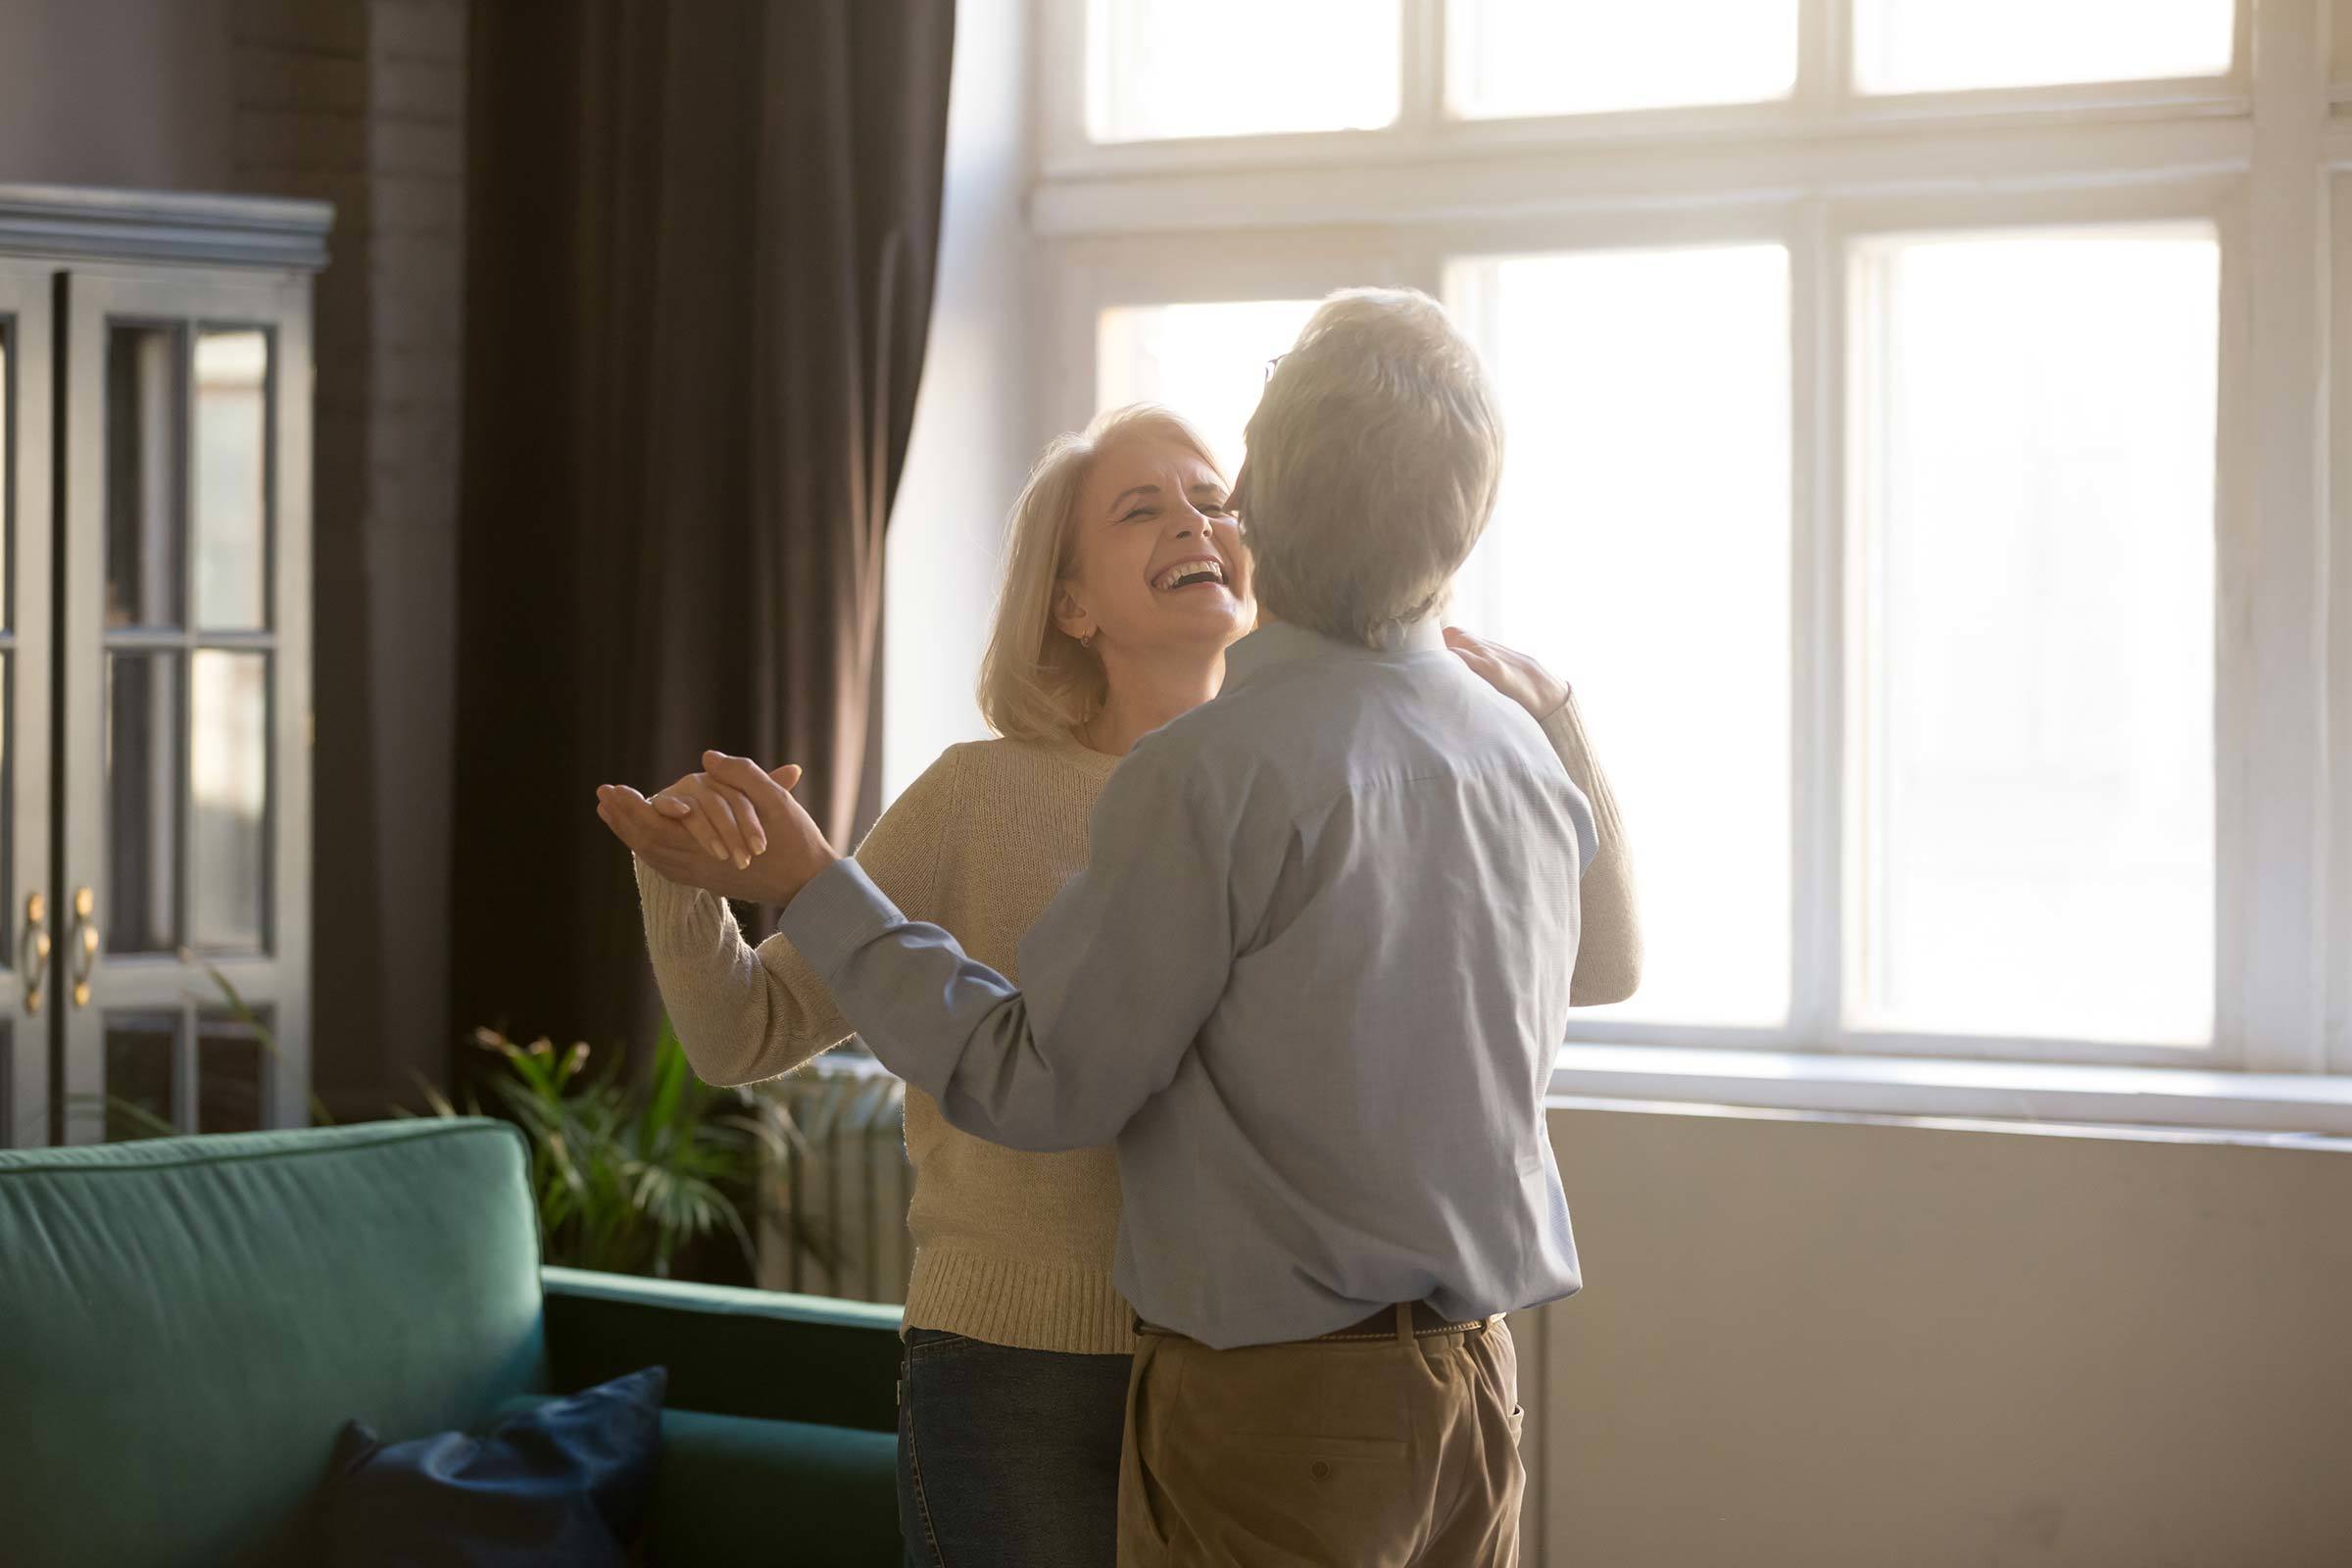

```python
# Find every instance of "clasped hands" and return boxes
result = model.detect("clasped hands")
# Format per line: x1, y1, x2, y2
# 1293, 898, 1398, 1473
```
596, 751, 840, 906
595, 629, 1561, 905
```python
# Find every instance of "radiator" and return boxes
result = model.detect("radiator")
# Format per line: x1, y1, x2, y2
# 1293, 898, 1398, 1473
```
757, 1053, 912, 1304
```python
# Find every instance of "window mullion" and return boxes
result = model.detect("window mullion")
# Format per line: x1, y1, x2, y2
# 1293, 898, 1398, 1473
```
2331, 175, 2352, 1073
1790, 199, 1844, 1049
1796, 0, 1847, 126
2231, 0, 2330, 1072
1399, 0, 1445, 138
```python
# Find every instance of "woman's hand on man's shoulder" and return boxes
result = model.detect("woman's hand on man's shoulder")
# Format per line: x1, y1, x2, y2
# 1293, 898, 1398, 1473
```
1442, 625, 1570, 720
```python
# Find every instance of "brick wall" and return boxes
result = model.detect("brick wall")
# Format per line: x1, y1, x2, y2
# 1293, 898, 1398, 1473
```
232, 0, 467, 1117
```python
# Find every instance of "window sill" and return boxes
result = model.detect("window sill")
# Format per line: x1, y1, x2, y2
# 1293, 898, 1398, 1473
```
1548, 1044, 2352, 1145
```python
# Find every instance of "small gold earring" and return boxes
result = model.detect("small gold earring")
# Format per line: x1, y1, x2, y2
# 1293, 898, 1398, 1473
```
1080, 627, 1098, 650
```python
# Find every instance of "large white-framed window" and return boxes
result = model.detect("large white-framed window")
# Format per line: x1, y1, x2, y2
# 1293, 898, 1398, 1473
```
1029, 0, 2349, 1101
1447, 236, 1798, 1036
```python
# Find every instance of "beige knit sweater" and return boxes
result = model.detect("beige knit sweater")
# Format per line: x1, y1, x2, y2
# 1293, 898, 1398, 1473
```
634, 698, 1639, 1356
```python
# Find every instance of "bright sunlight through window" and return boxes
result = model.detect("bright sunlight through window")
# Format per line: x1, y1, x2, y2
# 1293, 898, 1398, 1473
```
1853, 0, 2235, 95
1097, 299, 1322, 478
1449, 0, 1799, 120
1852, 229, 2218, 1044
1450, 246, 1793, 1029
1087, 0, 1400, 143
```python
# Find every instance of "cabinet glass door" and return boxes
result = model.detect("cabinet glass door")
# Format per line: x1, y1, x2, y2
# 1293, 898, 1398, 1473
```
0, 264, 55, 1147
60, 270, 311, 1144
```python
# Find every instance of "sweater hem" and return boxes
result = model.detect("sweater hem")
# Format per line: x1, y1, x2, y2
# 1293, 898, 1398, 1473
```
901, 1246, 1137, 1356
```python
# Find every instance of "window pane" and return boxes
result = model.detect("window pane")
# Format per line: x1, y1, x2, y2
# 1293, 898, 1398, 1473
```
107, 652, 180, 955
1450, 0, 1798, 119
0, 651, 10, 959
199, 1006, 270, 1133
1098, 299, 1322, 475
193, 330, 269, 630
1855, 0, 2234, 95
1452, 246, 1792, 1027
2, 322, 11, 632
104, 1011, 179, 1140
1088, 0, 1399, 142
1855, 231, 2217, 1044
106, 323, 182, 629
190, 650, 269, 952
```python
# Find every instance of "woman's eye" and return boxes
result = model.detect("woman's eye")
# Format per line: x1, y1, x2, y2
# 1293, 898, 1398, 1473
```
1119, 508, 1156, 524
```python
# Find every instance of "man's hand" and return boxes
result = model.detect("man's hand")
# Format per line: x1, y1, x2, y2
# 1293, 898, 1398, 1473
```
1444, 626, 1570, 720
629, 757, 779, 869
596, 751, 841, 906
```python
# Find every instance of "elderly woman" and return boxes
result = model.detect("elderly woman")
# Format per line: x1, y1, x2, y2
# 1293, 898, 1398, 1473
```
598, 394, 1638, 1566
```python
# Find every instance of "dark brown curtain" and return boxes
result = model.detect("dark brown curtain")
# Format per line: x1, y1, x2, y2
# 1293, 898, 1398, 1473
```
449, 0, 954, 1058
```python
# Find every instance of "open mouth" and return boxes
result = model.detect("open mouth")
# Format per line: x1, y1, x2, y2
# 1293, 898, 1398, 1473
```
1151, 556, 1229, 593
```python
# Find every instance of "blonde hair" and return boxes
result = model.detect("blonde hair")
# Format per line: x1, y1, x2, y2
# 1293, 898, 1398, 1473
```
977, 403, 1228, 742
1243, 287, 1502, 649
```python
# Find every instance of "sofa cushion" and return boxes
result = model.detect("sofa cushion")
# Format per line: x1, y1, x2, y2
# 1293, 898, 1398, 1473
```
489, 1396, 902, 1567
324, 1365, 667, 1567
0, 1119, 548, 1568
650, 1405, 900, 1566
539, 1265, 903, 1433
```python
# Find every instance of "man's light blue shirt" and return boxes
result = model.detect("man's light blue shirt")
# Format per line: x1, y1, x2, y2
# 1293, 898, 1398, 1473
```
779, 618, 1595, 1349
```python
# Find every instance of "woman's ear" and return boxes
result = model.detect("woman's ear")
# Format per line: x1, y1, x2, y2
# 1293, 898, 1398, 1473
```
1052, 581, 1095, 645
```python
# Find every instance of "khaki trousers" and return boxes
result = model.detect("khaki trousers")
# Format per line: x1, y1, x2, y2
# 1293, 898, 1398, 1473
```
1117, 1305, 1525, 1567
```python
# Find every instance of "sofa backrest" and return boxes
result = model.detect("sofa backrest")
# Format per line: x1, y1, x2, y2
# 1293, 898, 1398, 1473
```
0, 1118, 548, 1567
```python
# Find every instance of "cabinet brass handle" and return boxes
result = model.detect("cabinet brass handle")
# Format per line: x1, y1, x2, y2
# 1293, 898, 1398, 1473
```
20, 892, 49, 1013
68, 886, 97, 1009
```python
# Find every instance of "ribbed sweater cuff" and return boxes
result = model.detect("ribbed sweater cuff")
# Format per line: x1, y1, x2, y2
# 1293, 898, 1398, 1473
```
632, 854, 734, 956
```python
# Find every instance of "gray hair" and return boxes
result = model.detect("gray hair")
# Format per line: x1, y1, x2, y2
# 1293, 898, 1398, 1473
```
1240, 287, 1503, 649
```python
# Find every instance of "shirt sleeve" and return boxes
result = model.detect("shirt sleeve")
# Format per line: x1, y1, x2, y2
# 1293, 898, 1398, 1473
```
779, 737, 1231, 1152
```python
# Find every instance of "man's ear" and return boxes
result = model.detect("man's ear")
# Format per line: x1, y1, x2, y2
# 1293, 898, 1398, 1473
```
1052, 581, 1094, 644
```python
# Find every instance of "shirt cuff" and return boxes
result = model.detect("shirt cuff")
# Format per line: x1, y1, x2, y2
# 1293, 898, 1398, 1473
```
776, 857, 906, 984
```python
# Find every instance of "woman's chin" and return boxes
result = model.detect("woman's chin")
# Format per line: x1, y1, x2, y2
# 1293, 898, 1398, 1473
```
1123, 602, 1250, 654
1166, 590, 1250, 626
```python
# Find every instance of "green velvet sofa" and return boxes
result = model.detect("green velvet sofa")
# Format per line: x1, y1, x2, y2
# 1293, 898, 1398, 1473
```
0, 1117, 905, 1567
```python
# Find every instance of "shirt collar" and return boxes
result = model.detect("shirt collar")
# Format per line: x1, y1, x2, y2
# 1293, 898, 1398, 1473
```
1222, 615, 1449, 691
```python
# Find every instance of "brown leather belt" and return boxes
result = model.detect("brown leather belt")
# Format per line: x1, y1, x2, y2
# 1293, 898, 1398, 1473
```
1135, 1302, 1494, 1345
1318, 1302, 1494, 1342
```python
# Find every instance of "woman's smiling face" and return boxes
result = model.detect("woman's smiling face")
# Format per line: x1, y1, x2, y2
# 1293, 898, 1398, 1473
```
1057, 429, 1256, 659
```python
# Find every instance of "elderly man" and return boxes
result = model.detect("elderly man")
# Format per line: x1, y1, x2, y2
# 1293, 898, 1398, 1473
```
651, 288, 1627, 1565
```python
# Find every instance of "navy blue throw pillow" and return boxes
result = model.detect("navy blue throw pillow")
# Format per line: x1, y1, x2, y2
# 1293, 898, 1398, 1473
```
321, 1365, 667, 1567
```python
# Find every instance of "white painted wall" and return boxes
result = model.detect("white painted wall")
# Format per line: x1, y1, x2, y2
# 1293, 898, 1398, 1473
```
1521, 1102, 2352, 1566
884, 0, 1039, 803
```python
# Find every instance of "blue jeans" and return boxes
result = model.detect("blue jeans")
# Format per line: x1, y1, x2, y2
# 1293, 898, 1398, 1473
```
897, 1328, 1133, 1567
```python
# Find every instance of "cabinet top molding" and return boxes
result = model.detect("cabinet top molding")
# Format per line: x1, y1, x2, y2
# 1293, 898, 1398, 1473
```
0, 185, 332, 273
